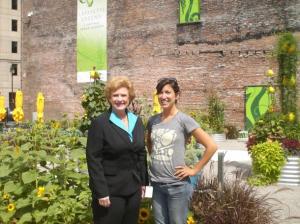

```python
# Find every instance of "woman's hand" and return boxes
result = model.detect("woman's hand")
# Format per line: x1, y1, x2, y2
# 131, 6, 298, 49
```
98, 196, 111, 207
141, 186, 146, 198
174, 166, 197, 180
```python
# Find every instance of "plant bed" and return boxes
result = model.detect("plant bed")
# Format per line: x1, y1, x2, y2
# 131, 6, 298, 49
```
190, 175, 277, 224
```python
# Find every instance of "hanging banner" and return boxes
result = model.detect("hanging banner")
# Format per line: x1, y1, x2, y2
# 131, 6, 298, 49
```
245, 86, 269, 130
77, 0, 107, 83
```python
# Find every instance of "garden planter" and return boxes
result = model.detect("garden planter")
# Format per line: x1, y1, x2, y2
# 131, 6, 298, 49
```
278, 156, 300, 186
211, 133, 226, 142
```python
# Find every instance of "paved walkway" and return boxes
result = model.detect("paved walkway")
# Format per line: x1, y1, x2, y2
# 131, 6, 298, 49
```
201, 140, 300, 224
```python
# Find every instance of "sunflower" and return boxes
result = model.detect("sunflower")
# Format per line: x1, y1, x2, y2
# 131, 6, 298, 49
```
37, 186, 45, 197
187, 216, 196, 224
2, 193, 10, 200
139, 207, 150, 221
7, 203, 15, 212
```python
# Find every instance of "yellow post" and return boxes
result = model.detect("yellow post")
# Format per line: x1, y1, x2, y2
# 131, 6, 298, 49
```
0, 96, 6, 121
36, 92, 44, 123
152, 90, 161, 115
12, 90, 24, 122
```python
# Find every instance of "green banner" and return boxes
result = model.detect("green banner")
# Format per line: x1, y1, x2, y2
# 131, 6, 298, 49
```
179, 0, 201, 24
77, 0, 107, 82
245, 86, 269, 130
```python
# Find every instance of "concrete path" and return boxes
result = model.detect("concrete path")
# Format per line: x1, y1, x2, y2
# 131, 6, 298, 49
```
200, 140, 300, 224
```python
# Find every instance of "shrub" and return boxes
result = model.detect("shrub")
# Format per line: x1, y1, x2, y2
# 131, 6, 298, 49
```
80, 80, 109, 133
191, 175, 276, 224
224, 124, 239, 139
207, 94, 225, 133
248, 141, 286, 186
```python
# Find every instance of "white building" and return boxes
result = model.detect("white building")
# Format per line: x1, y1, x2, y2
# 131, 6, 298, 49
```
0, 0, 21, 109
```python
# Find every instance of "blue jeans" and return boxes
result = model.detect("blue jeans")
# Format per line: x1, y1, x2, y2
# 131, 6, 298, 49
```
152, 181, 193, 224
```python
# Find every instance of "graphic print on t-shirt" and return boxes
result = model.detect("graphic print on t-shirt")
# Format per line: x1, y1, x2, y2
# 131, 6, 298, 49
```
151, 128, 177, 165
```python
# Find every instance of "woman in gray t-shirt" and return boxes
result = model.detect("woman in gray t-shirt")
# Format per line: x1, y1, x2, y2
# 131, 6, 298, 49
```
147, 77, 217, 224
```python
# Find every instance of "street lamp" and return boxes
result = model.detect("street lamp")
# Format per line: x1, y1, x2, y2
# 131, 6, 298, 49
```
10, 64, 16, 93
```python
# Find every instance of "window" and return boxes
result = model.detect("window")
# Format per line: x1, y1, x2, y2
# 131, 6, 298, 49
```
11, 41, 18, 53
12, 0, 18, 10
12, 19, 17, 31
179, 0, 201, 24
11, 64, 18, 76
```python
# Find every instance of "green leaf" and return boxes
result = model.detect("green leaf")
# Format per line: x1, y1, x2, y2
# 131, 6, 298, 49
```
18, 213, 32, 224
0, 211, 14, 223
22, 171, 37, 184
33, 210, 47, 223
79, 137, 87, 147
0, 165, 11, 178
16, 198, 31, 209
70, 148, 85, 160
4, 181, 17, 193
20, 142, 33, 151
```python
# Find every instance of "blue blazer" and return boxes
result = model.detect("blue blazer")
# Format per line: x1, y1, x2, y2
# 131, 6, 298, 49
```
86, 111, 148, 199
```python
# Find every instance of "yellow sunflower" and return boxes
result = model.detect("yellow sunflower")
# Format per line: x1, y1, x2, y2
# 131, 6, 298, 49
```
2, 193, 10, 200
7, 203, 15, 212
37, 186, 45, 197
139, 207, 150, 221
187, 216, 196, 224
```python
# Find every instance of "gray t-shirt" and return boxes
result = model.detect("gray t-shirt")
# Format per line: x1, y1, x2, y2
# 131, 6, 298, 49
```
147, 111, 199, 184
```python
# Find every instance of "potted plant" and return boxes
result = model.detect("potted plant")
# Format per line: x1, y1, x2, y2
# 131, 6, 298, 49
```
207, 94, 226, 142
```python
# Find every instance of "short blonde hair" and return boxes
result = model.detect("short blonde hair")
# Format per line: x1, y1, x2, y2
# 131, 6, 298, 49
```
105, 76, 136, 103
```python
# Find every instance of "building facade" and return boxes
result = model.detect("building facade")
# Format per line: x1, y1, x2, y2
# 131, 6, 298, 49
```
21, 0, 300, 129
0, 0, 21, 110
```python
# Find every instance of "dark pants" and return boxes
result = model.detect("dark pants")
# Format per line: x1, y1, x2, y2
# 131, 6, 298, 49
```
92, 190, 141, 224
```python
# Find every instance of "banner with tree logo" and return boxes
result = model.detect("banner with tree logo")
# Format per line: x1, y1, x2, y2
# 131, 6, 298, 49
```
77, 0, 107, 82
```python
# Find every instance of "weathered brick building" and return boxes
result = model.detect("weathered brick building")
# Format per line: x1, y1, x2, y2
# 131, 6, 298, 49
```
21, 0, 300, 129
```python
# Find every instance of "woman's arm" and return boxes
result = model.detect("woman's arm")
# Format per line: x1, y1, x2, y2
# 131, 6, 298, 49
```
146, 129, 152, 155
86, 117, 109, 199
175, 128, 217, 179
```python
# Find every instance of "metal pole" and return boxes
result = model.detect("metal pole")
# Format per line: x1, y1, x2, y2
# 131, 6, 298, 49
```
218, 152, 225, 191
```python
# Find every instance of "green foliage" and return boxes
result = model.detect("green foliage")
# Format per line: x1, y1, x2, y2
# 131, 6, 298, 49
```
284, 122, 300, 140
80, 80, 109, 133
0, 120, 92, 223
275, 32, 298, 119
207, 94, 225, 133
185, 138, 203, 167
128, 97, 153, 127
250, 112, 285, 143
249, 141, 286, 186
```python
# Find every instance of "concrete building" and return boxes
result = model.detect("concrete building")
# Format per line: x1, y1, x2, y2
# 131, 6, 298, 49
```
0, 0, 21, 110
20, 0, 300, 128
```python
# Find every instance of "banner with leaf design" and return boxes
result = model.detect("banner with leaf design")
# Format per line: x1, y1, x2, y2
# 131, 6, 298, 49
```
179, 0, 201, 24
245, 86, 269, 130
77, 0, 107, 82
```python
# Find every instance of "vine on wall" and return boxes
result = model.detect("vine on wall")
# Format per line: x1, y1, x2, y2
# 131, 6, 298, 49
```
276, 32, 298, 122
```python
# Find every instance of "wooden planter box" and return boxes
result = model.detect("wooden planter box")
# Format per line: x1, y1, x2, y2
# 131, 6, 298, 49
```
278, 156, 300, 186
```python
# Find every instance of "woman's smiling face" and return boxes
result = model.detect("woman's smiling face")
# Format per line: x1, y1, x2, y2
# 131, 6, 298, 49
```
157, 84, 178, 109
109, 87, 130, 112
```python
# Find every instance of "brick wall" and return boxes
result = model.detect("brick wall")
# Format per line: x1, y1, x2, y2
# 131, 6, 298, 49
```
22, 0, 300, 129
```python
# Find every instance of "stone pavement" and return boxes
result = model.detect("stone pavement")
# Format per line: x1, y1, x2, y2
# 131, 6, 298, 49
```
201, 140, 300, 224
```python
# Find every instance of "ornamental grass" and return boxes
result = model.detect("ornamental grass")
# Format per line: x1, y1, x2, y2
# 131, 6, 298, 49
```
190, 174, 277, 224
